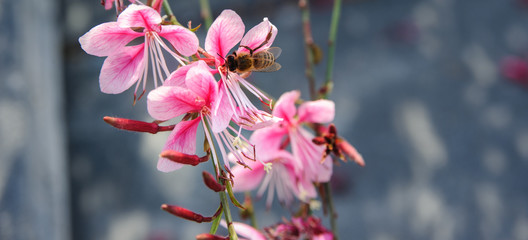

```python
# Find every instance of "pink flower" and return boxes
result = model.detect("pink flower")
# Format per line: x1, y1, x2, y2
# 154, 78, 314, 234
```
230, 149, 316, 208
102, 0, 134, 12
259, 90, 335, 183
264, 216, 333, 240
79, 4, 198, 99
147, 61, 253, 172
205, 10, 280, 129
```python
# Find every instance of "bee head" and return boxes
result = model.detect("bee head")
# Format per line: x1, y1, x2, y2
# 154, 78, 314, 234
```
226, 54, 237, 72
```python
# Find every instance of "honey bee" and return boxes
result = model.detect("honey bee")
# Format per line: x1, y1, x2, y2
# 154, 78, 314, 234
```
224, 28, 282, 75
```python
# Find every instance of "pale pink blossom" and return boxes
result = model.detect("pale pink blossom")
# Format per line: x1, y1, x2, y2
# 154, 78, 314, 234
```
147, 61, 253, 172
205, 10, 280, 129
230, 148, 316, 208
262, 90, 335, 183
79, 4, 198, 99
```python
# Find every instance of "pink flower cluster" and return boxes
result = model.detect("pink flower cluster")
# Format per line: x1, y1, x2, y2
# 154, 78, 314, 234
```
80, 2, 364, 238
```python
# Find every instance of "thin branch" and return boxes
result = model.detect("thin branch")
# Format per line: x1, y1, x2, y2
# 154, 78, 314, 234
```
199, 0, 213, 30
299, 0, 317, 100
320, 0, 342, 99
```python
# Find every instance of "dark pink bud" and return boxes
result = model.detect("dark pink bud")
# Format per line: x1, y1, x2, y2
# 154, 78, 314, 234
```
336, 139, 365, 167
501, 56, 528, 85
202, 171, 225, 192
195, 233, 228, 240
161, 204, 212, 223
103, 116, 174, 134
312, 136, 326, 145
160, 150, 208, 166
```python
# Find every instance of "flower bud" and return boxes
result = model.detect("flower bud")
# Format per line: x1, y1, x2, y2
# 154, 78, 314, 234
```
336, 139, 365, 167
202, 171, 225, 192
103, 116, 174, 134
161, 204, 212, 223
160, 150, 208, 166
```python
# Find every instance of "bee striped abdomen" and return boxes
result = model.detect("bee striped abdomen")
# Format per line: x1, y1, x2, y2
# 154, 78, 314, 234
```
252, 51, 275, 69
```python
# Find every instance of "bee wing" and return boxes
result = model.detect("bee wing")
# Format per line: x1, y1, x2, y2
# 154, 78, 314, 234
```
266, 47, 282, 59
253, 62, 282, 72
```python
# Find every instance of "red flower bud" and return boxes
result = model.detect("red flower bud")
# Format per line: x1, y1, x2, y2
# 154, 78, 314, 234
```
312, 136, 326, 145
336, 139, 365, 167
161, 204, 212, 223
103, 116, 174, 134
202, 171, 225, 192
195, 233, 228, 240
160, 150, 209, 166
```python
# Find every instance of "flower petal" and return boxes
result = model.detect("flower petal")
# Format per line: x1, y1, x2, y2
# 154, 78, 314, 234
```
289, 127, 332, 183
79, 22, 142, 57
205, 9, 245, 58
157, 118, 201, 172
163, 61, 200, 87
298, 99, 335, 124
159, 25, 199, 56
118, 4, 161, 30
230, 162, 265, 192
272, 90, 300, 124
250, 124, 288, 161
210, 87, 234, 133
238, 18, 277, 53
185, 61, 218, 104
220, 221, 267, 240
99, 44, 145, 94
147, 86, 204, 121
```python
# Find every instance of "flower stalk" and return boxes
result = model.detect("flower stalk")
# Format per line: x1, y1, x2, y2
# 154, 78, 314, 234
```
199, 0, 212, 30
299, 0, 317, 100
321, 0, 342, 99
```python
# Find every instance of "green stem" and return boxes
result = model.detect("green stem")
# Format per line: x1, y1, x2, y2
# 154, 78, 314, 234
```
321, 0, 342, 99
245, 192, 258, 229
162, 0, 181, 25
299, 0, 317, 100
203, 117, 239, 240
199, 0, 213, 30
324, 182, 338, 239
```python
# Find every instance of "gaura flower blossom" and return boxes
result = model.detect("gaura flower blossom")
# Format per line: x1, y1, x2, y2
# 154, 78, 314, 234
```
253, 90, 334, 183
204, 9, 280, 129
147, 61, 253, 172
230, 143, 316, 208
79, 4, 198, 100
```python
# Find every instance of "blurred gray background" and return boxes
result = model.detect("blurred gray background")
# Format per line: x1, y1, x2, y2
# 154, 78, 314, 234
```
2, 0, 528, 239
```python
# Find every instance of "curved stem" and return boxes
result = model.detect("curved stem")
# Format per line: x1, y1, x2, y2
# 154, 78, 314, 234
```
320, 0, 342, 99
199, 0, 213, 30
299, 0, 317, 100
202, 117, 239, 240
162, 0, 181, 25
324, 182, 338, 239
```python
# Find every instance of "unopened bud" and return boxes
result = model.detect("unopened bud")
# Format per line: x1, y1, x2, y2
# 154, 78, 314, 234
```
336, 139, 365, 167
103, 116, 174, 134
195, 233, 228, 240
202, 171, 225, 192
160, 150, 208, 166
161, 204, 212, 223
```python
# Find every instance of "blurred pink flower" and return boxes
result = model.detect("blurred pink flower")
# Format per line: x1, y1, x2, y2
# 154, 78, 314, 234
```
79, 4, 198, 99
264, 216, 333, 240
500, 56, 528, 87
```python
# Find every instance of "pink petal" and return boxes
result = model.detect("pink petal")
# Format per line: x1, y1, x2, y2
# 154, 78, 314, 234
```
272, 90, 300, 124
289, 127, 332, 183
220, 221, 267, 240
99, 44, 145, 94
147, 86, 205, 121
205, 9, 245, 58
157, 118, 201, 172
238, 18, 277, 53
79, 22, 143, 57
230, 162, 265, 192
163, 61, 200, 87
159, 25, 199, 56
118, 5, 161, 31
298, 99, 335, 124
185, 61, 218, 104
104, 0, 113, 10
210, 87, 234, 133
250, 124, 288, 160
312, 233, 334, 240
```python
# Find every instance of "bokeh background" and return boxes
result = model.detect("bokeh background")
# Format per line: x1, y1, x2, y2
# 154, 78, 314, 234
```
2, 0, 528, 239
